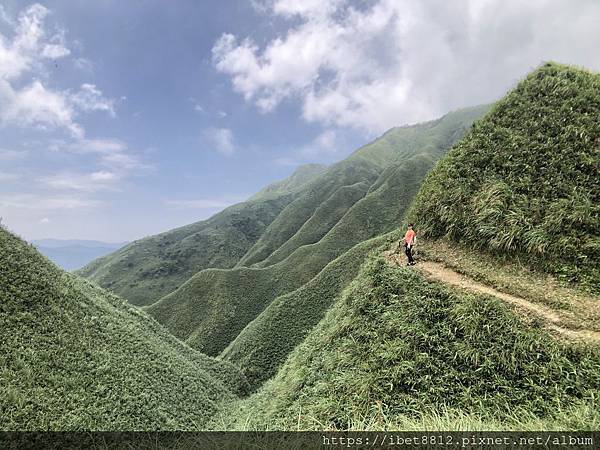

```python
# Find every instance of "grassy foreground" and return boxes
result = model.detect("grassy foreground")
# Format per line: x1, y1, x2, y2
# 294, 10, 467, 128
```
218, 252, 599, 430
0, 228, 246, 430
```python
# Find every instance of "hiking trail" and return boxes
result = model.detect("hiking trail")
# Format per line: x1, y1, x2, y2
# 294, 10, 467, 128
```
384, 250, 600, 344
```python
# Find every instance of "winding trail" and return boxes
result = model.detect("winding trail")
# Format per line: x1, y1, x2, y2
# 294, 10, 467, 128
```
384, 251, 600, 344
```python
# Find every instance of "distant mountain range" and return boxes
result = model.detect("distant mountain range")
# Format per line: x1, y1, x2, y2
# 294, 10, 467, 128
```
31, 239, 128, 271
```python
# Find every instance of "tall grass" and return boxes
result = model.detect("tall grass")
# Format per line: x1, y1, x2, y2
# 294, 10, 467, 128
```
220, 256, 599, 430
0, 228, 246, 430
411, 63, 599, 290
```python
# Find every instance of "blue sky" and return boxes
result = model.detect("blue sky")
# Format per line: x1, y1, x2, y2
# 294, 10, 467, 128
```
1, 0, 599, 242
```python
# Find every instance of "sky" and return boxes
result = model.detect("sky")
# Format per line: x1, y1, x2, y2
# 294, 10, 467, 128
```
1, 0, 599, 242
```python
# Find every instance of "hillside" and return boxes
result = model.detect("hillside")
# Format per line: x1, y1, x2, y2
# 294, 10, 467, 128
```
144, 106, 488, 366
217, 62, 600, 431
32, 239, 127, 271
249, 163, 327, 200
76, 164, 323, 306
411, 62, 600, 290
5, 62, 598, 433
238, 107, 487, 269
0, 228, 246, 430
219, 155, 442, 388
221, 251, 599, 430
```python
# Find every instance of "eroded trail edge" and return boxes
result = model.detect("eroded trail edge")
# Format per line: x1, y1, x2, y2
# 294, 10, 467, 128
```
384, 251, 600, 344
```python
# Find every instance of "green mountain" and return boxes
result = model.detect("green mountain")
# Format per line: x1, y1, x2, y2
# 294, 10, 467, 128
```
76, 163, 325, 306
249, 163, 327, 200
6, 63, 598, 432
0, 228, 246, 430
411, 62, 600, 290
217, 63, 600, 430
144, 106, 488, 372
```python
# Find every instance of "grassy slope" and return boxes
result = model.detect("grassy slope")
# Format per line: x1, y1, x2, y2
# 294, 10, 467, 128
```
236, 160, 380, 268
145, 159, 380, 356
221, 253, 599, 430
411, 63, 600, 290
249, 163, 327, 201
146, 107, 487, 362
77, 165, 324, 306
0, 228, 247, 430
220, 155, 440, 389
242, 106, 488, 269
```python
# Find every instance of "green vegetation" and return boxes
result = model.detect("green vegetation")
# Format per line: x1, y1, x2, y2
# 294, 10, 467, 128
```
221, 236, 385, 390
220, 155, 438, 389
236, 159, 380, 268
0, 228, 246, 430
221, 255, 599, 430
144, 107, 487, 365
417, 239, 600, 332
77, 185, 295, 306
16, 63, 597, 432
249, 163, 327, 200
411, 63, 600, 290
216, 64, 600, 430
146, 160, 378, 357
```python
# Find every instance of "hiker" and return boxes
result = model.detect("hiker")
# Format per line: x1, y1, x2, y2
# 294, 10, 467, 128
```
402, 223, 416, 266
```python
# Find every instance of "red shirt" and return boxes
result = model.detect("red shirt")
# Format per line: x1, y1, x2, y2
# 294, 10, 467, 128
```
404, 229, 415, 246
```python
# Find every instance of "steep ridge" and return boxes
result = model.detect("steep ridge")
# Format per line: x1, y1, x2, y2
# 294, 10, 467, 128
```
240, 106, 487, 269
250, 180, 371, 268
77, 164, 324, 306
145, 107, 488, 361
411, 62, 600, 291
0, 228, 246, 430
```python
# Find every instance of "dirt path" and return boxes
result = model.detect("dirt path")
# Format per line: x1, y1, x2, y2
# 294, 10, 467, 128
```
384, 251, 600, 344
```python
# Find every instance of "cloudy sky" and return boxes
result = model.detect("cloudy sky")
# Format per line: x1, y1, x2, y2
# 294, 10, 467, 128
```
1, 0, 599, 241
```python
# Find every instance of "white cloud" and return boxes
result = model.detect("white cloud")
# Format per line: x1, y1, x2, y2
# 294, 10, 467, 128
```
70, 83, 116, 117
41, 28, 70, 59
49, 137, 150, 172
0, 5, 14, 25
298, 129, 339, 158
274, 128, 341, 166
0, 4, 69, 80
40, 217, 50, 224
99, 152, 151, 171
0, 148, 28, 160
40, 171, 121, 192
213, 0, 600, 133
0, 172, 20, 182
203, 127, 235, 155
67, 138, 128, 154
0, 4, 114, 137
73, 57, 94, 72
1, 80, 84, 138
